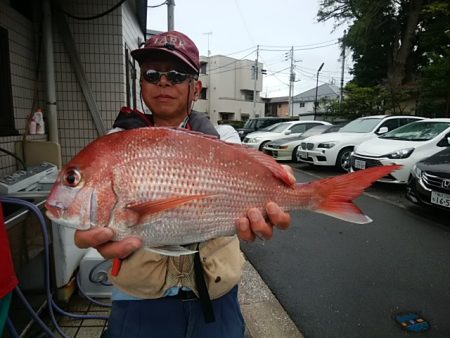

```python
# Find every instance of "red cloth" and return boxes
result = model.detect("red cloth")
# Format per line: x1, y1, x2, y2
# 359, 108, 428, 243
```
0, 203, 18, 298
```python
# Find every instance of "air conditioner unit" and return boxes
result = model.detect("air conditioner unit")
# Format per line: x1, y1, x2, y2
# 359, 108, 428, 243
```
78, 248, 113, 298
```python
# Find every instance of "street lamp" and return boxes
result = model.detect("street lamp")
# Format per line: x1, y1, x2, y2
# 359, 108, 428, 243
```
314, 62, 324, 120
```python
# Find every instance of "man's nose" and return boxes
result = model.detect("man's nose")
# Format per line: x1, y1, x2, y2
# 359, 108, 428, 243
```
158, 73, 171, 86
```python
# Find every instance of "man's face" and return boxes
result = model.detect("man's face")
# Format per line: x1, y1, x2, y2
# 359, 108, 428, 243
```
140, 54, 201, 125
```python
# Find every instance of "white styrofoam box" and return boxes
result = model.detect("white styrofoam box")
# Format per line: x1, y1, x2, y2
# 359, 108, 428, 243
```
51, 222, 89, 288
78, 247, 113, 298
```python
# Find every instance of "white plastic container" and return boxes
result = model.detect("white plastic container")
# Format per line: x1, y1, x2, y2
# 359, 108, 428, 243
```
34, 108, 45, 134
29, 118, 37, 134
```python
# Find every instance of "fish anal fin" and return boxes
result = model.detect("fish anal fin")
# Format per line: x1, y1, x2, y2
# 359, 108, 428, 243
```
145, 245, 198, 256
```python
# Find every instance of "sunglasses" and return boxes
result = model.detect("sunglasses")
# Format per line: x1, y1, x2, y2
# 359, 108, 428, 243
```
142, 69, 198, 85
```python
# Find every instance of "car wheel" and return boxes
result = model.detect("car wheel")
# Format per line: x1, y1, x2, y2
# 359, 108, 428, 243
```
259, 141, 270, 151
292, 146, 299, 162
335, 147, 353, 172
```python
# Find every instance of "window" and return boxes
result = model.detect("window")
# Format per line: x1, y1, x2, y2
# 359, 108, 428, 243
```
125, 47, 137, 109
290, 124, 308, 134
200, 62, 208, 75
378, 119, 400, 133
0, 26, 18, 136
241, 90, 254, 101
299, 102, 305, 108
200, 88, 207, 100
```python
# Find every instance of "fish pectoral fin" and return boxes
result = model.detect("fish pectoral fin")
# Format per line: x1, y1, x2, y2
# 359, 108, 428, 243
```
145, 245, 198, 256
126, 194, 213, 218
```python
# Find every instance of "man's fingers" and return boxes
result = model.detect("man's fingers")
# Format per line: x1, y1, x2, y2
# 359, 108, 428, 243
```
74, 227, 143, 259
74, 227, 114, 248
247, 208, 273, 240
266, 202, 291, 229
96, 237, 143, 259
236, 217, 255, 242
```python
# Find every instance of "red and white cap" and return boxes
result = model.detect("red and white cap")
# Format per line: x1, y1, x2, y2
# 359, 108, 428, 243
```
131, 31, 200, 74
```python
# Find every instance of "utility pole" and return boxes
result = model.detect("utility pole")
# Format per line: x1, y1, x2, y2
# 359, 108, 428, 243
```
203, 32, 213, 121
288, 46, 294, 117
252, 45, 259, 118
339, 30, 346, 107
167, 0, 175, 31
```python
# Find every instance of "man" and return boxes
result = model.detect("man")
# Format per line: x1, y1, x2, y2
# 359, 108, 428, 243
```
75, 31, 293, 338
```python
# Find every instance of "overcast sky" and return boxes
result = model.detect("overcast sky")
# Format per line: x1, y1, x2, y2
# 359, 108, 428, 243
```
146, 0, 353, 98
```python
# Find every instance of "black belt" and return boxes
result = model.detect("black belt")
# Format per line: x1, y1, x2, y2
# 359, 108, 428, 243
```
170, 289, 197, 300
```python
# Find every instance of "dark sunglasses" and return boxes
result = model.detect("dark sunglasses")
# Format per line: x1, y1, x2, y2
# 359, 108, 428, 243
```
142, 69, 198, 85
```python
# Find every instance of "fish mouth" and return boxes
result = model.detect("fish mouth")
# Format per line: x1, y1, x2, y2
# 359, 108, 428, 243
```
45, 201, 91, 230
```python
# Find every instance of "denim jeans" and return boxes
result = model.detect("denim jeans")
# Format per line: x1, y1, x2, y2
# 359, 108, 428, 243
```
103, 286, 245, 338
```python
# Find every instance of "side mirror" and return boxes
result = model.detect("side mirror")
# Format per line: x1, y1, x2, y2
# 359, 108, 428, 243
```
285, 130, 292, 135
377, 126, 389, 134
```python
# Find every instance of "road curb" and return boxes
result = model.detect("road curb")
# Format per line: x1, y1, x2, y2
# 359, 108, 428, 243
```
239, 260, 304, 338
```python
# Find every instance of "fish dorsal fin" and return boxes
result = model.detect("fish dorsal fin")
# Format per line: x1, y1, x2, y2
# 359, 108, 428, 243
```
126, 194, 212, 219
236, 145, 294, 186
173, 127, 219, 140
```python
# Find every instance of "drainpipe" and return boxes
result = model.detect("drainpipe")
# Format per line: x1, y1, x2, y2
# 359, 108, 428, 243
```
42, 0, 59, 143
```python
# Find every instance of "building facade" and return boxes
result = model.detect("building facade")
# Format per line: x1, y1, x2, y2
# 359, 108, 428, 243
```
195, 55, 265, 125
292, 83, 340, 120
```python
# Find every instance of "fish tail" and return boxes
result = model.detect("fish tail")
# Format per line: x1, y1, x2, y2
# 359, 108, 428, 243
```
299, 165, 401, 224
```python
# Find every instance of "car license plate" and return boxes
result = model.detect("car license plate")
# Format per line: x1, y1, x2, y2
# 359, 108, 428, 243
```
431, 191, 450, 208
299, 152, 308, 159
354, 159, 366, 170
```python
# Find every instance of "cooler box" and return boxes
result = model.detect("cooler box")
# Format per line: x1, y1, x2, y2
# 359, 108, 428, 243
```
78, 248, 113, 298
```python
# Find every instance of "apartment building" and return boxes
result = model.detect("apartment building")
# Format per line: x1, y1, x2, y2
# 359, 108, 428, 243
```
195, 55, 265, 125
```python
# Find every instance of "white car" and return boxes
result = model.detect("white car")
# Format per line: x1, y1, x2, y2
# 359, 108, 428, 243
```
243, 120, 331, 150
350, 118, 450, 184
263, 124, 342, 162
297, 115, 425, 171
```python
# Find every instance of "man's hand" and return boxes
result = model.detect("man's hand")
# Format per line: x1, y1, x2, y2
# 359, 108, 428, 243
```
74, 227, 142, 259
236, 165, 295, 241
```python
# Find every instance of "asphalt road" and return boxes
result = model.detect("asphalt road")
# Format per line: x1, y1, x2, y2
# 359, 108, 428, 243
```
241, 164, 450, 338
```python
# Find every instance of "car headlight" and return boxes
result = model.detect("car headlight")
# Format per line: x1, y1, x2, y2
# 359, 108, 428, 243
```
317, 142, 335, 149
385, 148, 414, 159
247, 137, 262, 143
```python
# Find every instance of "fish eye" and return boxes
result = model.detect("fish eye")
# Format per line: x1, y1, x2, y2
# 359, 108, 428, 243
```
63, 168, 82, 187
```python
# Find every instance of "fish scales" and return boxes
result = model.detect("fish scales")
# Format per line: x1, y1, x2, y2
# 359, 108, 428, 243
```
45, 127, 401, 254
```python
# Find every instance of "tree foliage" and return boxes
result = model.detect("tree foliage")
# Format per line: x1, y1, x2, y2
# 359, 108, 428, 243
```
318, 0, 450, 117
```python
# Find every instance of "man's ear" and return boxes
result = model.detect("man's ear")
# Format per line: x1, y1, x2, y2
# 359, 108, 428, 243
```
193, 80, 202, 101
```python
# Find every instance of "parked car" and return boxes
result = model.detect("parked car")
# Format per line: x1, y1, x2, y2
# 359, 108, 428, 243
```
350, 119, 450, 184
236, 117, 296, 140
406, 146, 450, 211
243, 120, 331, 150
297, 115, 425, 172
263, 124, 342, 162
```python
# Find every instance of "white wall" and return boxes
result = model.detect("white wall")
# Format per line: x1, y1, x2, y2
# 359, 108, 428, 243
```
198, 55, 264, 124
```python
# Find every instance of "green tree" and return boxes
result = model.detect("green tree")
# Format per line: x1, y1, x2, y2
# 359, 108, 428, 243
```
318, 0, 450, 117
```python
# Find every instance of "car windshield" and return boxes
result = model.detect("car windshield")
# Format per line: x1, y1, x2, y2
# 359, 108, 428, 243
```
242, 119, 256, 129
269, 122, 291, 133
299, 125, 330, 138
340, 117, 383, 133
380, 121, 450, 141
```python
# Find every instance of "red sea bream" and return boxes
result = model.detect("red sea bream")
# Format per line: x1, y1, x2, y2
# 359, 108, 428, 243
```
45, 127, 400, 255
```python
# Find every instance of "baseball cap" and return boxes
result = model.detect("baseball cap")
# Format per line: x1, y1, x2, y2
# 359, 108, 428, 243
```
131, 31, 200, 74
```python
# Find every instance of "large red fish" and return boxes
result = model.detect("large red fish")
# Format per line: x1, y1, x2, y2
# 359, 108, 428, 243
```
45, 127, 400, 255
